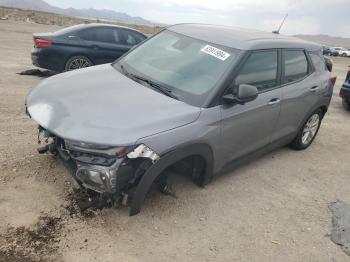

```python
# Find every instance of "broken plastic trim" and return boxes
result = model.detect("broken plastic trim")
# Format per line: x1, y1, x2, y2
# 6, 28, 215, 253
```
127, 144, 160, 162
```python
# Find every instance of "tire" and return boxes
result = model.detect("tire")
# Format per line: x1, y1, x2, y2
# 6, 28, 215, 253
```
290, 109, 323, 150
65, 56, 93, 71
342, 53, 347, 57
343, 99, 350, 111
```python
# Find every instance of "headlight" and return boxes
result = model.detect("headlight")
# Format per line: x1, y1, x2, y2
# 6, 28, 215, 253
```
86, 170, 105, 185
76, 166, 109, 192
75, 159, 121, 194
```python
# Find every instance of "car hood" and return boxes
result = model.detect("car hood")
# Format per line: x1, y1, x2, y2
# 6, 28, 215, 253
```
26, 64, 201, 146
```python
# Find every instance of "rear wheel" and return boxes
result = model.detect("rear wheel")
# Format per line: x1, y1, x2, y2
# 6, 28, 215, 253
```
65, 56, 93, 71
342, 53, 347, 57
343, 99, 350, 111
290, 109, 322, 150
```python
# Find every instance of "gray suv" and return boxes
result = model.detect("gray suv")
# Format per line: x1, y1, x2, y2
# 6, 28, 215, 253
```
26, 24, 334, 215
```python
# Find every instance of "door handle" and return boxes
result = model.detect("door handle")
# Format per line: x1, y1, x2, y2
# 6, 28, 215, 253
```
310, 86, 319, 92
267, 98, 280, 105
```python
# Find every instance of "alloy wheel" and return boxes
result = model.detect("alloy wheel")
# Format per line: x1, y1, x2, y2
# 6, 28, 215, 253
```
68, 57, 91, 70
301, 113, 320, 145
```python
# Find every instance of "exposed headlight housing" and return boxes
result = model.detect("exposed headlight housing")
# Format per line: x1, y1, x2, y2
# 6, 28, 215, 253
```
83, 169, 105, 185
76, 167, 107, 192
76, 162, 120, 193
67, 141, 159, 194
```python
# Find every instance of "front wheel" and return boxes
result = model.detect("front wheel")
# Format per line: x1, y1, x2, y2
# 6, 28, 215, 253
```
343, 99, 350, 111
290, 109, 322, 150
341, 53, 347, 57
65, 56, 93, 71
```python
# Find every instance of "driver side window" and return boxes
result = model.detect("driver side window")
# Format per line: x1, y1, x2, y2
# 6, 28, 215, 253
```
235, 50, 278, 92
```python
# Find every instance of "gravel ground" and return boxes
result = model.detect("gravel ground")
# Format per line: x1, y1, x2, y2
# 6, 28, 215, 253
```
0, 20, 350, 262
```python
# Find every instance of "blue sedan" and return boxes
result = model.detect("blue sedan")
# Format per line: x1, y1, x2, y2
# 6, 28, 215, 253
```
340, 71, 350, 110
31, 23, 147, 72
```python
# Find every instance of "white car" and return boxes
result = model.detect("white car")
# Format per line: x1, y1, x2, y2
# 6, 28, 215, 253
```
332, 47, 350, 57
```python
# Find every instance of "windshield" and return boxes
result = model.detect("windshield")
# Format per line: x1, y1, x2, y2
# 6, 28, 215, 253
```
114, 30, 240, 107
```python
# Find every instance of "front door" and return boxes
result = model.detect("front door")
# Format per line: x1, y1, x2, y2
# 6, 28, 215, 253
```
220, 49, 282, 163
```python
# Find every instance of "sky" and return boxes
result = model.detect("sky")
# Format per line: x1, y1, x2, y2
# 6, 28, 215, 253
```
45, 0, 350, 37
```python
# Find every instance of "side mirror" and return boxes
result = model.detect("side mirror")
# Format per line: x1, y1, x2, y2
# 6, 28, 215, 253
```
223, 84, 258, 105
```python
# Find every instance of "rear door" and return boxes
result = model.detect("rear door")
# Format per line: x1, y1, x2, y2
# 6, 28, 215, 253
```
271, 49, 324, 141
117, 29, 146, 49
220, 49, 282, 162
78, 27, 128, 64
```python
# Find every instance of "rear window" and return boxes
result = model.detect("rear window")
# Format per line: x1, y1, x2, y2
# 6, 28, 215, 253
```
283, 50, 309, 83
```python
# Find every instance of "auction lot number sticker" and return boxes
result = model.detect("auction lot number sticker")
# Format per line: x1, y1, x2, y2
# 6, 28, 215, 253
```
201, 45, 230, 61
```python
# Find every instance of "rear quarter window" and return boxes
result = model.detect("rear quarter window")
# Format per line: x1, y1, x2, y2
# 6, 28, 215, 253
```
283, 50, 309, 83
309, 52, 327, 73
118, 30, 145, 46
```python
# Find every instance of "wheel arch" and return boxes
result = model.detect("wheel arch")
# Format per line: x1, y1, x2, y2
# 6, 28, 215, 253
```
320, 105, 328, 118
129, 143, 214, 216
299, 104, 327, 129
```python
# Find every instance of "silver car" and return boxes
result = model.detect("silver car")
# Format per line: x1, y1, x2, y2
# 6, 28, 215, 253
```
26, 24, 335, 215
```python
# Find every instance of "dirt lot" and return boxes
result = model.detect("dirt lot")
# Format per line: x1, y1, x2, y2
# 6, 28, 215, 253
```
1, 20, 350, 262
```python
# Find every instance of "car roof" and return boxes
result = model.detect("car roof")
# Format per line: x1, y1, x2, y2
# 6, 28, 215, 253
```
167, 23, 321, 51
55, 23, 145, 36
79, 23, 136, 30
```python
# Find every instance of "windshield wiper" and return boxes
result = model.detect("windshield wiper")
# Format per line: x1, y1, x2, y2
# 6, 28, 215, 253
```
120, 65, 179, 100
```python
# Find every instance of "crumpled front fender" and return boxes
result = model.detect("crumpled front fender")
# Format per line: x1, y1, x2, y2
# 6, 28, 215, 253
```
129, 143, 214, 216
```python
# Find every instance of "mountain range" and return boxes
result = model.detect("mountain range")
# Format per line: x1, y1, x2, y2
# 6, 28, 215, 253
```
294, 34, 350, 49
0, 0, 153, 25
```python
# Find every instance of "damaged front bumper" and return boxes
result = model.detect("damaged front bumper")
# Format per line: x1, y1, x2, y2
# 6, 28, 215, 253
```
37, 127, 159, 208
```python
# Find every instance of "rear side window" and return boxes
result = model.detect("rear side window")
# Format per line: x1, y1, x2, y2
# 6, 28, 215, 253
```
235, 50, 278, 91
283, 50, 309, 83
309, 53, 327, 73
78, 29, 95, 41
79, 28, 116, 44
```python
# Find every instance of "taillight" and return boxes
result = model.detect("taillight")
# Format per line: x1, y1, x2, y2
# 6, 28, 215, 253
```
34, 38, 52, 48
330, 76, 337, 87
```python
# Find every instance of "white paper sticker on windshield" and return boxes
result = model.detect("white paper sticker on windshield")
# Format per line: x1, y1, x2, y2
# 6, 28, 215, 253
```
200, 45, 230, 61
